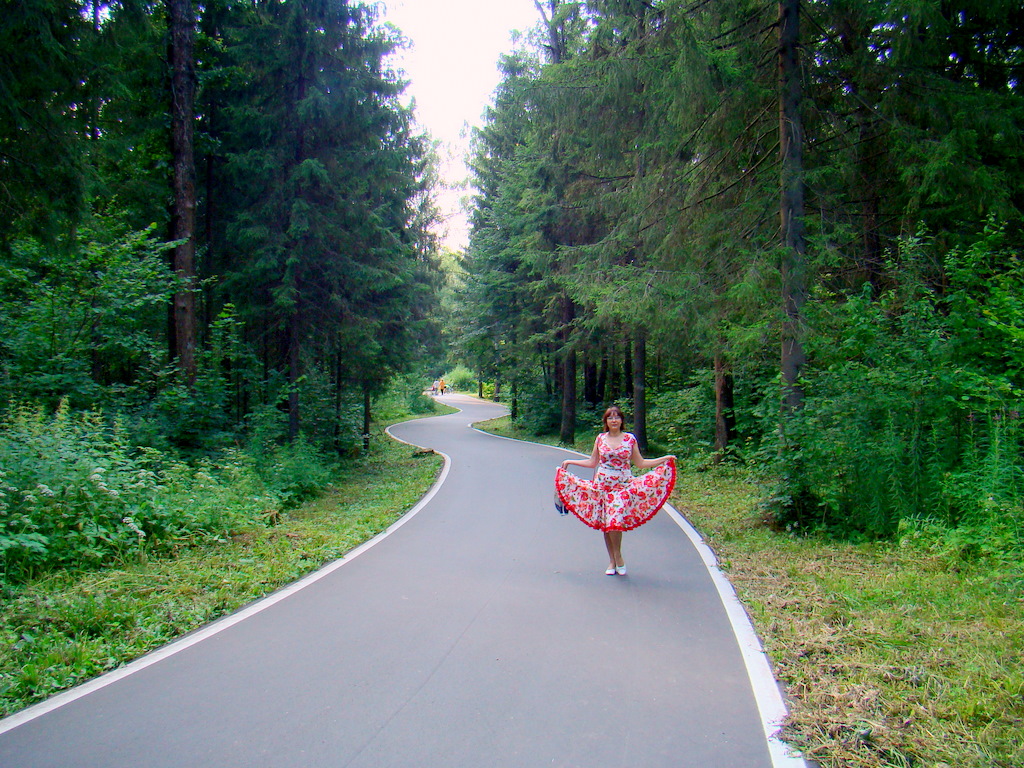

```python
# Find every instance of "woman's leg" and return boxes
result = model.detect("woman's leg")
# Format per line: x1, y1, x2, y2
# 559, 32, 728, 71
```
603, 531, 617, 569
606, 530, 623, 567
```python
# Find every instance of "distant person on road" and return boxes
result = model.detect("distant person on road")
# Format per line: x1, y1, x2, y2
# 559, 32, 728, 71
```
555, 405, 675, 576
439, 378, 447, 395
432, 379, 439, 395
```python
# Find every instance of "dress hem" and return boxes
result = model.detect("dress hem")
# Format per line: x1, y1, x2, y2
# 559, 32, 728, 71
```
554, 457, 676, 532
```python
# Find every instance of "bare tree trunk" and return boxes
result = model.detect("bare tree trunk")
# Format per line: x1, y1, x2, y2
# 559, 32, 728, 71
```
362, 381, 371, 451
623, 339, 633, 400
779, 0, 806, 414
713, 350, 736, 459
560, 349, 576, 444
168, 0, 197, 385
584, 356, 598, 405
558, 295, 576, 445
287, 313, 300, 441
534, 0, 565, 63
334, 352, 344, 454
632, 330, 647, 454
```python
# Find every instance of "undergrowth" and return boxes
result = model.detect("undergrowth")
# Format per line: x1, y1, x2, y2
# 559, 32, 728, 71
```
673, 468, 1024, 768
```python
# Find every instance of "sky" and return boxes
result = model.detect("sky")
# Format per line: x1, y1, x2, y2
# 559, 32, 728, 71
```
380, 0, 541, 250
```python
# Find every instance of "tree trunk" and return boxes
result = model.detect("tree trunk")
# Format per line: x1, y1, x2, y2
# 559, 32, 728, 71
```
584, 356, 598, 405
534, 0, 565, 64
623, 339, 633, 400
334, 351, 344, 453
362, 381, 372, 451
713, 350, 736, 459
632, 330, 647, 454
857, 104, 883, 294
558, 295, 576, 444
542, 347, 553, 396
287, 312, 301, 441
168, 0, 197, 385
560, 349, 576, 444
779, 0, 806, 414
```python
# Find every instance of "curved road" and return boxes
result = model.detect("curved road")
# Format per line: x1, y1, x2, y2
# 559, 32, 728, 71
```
0, 394, 804, 767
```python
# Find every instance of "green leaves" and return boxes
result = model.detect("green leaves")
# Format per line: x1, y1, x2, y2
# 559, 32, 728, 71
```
0, 219, 176, 407
768, 228, 1024, 541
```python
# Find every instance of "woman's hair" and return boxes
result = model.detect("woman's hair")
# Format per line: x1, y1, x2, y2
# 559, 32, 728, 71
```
602, 405, 626, 431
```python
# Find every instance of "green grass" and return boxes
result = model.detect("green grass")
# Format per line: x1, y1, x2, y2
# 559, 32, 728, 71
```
477, 414, 593, 453
672, 468, 1024, 768
0, 422, 445, 717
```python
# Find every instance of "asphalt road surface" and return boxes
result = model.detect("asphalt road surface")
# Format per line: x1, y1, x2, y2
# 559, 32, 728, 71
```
0, 394, 805, 767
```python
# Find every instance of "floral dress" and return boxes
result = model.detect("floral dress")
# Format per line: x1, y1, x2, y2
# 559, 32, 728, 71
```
554, 432, 676, 532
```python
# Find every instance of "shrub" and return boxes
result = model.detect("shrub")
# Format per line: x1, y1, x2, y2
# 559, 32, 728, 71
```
441, 364, 475, 392
512, 389, 561, 436
0, 401, 280, 584
373, 375, 436, 421
647, 379, 717, 459
766, 227, 1024, 553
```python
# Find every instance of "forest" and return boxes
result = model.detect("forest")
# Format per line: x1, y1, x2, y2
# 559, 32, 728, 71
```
2, 0, 1023, 582
455, 0, 1024, 551
2, 0, 442, 581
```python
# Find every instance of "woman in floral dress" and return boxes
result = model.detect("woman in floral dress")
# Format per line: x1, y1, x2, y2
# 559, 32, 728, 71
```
555, 405, 676, 575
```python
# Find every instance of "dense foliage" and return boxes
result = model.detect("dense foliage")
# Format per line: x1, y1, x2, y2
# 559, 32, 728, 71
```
0, 0, 442, 582
454, 0, 1024, 549
1, 0, 440, 439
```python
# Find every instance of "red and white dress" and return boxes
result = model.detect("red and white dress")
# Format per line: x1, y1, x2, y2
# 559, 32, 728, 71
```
554, 432, 676, 532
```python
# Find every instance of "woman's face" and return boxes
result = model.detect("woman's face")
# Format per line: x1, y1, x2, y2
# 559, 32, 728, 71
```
605, 410, 622, 430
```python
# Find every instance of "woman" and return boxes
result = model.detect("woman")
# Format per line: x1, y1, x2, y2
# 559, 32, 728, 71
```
555, 405, 676, 575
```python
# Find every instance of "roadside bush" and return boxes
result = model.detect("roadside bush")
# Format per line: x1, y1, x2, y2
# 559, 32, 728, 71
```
0, 401, 280, 584
512, 389, 561, 436
767, 226, 1024, 552
374, 375, 436, 421
254, 438, 335, 508
647, 378, 716, 459
441, 364, 475, 392
0, 223, 174, 411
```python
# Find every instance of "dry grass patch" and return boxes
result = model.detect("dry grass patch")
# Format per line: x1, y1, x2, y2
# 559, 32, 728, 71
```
672, 468, 1024, 768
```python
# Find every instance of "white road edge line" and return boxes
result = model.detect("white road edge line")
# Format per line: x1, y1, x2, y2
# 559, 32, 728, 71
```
0, 422, 453, 737
2, 395, 806, 768
659, 502, 808, 768
481, 423, 808, 768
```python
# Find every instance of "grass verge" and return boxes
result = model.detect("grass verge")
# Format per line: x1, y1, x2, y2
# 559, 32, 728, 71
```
674, 470, 1024, 768
479, 414, 1024, 768
0, 420, 445, 718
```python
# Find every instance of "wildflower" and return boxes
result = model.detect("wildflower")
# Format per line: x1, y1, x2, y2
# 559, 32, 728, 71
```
122, 516, 146, 539
36, 484, 56, 497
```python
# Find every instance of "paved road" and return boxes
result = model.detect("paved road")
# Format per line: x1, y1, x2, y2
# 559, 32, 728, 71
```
0, 394, 803, 767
